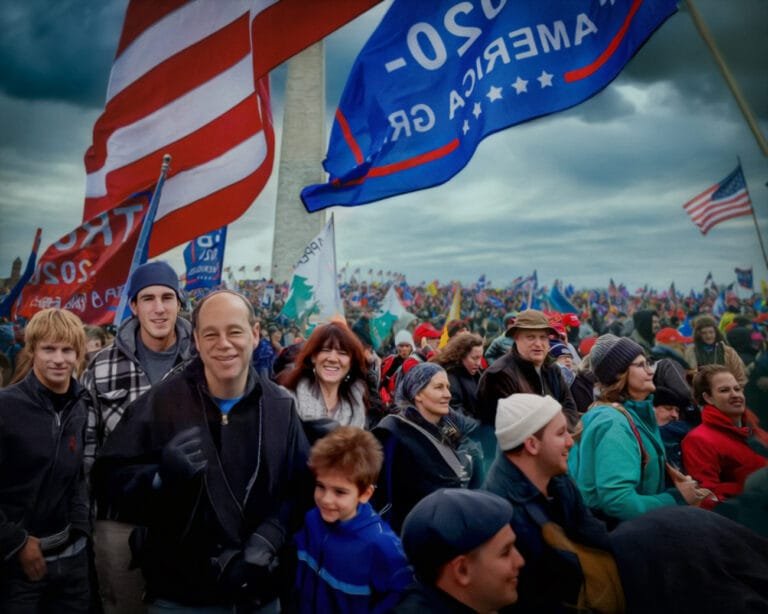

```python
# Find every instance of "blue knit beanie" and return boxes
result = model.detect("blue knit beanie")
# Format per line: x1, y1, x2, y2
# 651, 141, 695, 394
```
127, 261, 181, 302
395, 362, 444, 407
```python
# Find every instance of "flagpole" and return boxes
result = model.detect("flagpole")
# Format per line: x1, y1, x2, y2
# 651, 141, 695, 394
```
684, 0, 768, 156
113, 154, 173, 325
738, 156, 768, 269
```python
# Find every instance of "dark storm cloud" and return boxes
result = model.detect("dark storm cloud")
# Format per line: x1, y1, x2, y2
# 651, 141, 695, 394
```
621, 0, 767, 121
0, 0, 127, 107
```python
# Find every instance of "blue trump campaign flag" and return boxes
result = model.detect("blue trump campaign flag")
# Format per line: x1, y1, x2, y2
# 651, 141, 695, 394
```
302, 0, 677, 211
548, 283, 579, 314
0, 228, 42, 319
184, 227, 227, 292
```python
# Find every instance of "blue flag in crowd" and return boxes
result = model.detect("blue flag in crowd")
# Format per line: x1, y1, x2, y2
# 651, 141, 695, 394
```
735, 267, 753, 290
184, 227, 227, 291
548, 284, 579, 314
0, 228, 42, 319
302, 0, 677, 211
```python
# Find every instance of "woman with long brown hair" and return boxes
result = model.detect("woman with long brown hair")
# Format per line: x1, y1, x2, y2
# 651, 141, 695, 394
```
279, 321, 369, 428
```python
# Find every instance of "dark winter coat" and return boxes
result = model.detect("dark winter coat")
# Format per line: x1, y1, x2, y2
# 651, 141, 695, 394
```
91, 358, 310, 607
483, 454, 610, 613
394, 582, 479, 613
0, 371, 89, 560
373, 407, 481, 534
446, 363, 481, 419
476, 347, 579, 430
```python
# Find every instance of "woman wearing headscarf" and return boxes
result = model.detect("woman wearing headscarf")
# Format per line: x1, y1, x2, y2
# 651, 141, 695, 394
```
685, 315, 747, 385
372, 362, 482, 533
568, 335, 708, 526
278, 321, 369, 430
682, 365, 768, 509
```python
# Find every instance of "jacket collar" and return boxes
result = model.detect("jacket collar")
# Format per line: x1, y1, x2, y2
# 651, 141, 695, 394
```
488, 453, 542, 504
21, 369, 83, 408
184, 356, 260, 401
701, 404, 750, 439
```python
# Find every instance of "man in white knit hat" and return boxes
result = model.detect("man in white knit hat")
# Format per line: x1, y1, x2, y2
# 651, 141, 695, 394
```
483, 393, 620, 612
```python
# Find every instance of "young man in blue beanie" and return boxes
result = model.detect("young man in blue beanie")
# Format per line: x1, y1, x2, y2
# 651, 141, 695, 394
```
82, 260, 194, 614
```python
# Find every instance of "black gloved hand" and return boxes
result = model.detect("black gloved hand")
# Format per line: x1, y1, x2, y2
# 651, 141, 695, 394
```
244, 533, 278, 570
213, 539, 279, 605
160, 426, 207, 486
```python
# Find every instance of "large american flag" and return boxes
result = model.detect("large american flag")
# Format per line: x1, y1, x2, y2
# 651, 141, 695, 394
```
84, 0, 379, 257
683, 165, 753, 235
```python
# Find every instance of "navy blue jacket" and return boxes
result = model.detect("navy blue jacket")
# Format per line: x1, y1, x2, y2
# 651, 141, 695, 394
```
483, 454, 610, 613
294, 502, 413, 613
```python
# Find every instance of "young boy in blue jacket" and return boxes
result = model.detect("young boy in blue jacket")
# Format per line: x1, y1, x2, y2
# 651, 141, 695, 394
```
294, 426, 413, 613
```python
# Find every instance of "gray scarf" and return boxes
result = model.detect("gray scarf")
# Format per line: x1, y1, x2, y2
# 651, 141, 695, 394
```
291, 377, 367, 427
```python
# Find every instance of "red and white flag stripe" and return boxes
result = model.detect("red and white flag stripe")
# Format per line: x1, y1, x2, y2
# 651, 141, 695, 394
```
84, 0, 380, 257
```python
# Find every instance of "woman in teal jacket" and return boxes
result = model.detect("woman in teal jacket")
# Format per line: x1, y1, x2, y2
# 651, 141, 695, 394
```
568, 335, 705, 526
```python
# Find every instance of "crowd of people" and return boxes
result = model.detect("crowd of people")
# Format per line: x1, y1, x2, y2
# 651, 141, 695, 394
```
1, 261, 768, 613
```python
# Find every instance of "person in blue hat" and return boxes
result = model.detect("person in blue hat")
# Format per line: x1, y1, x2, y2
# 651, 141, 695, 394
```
81, 260, 195, 614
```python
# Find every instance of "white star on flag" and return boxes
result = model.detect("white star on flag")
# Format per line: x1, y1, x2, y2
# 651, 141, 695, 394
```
512, 76, 528, 94
472, 102, 482, 119
462, 119, 470, 135
537, 70, 554, 88
486, 85, 503, 102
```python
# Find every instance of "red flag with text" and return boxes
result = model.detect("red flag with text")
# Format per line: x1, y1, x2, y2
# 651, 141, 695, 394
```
16, 192, 151, 325
84, 0, 381, 257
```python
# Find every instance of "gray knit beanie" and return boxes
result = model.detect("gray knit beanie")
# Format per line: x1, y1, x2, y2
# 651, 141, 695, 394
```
590, 334, 644, 386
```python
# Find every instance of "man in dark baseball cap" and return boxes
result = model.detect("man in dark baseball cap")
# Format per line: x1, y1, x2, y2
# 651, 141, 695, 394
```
395, 489, 524, 613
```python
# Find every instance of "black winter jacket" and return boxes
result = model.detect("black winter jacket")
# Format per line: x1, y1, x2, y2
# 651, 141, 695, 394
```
91, 358, 310, 606
0, 371, 89, 560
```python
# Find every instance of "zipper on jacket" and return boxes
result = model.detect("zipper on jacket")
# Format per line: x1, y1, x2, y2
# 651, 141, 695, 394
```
221, 412, 229, 426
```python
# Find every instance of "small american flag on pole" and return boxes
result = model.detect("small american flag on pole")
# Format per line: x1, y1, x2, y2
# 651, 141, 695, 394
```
683, 165, 752, 235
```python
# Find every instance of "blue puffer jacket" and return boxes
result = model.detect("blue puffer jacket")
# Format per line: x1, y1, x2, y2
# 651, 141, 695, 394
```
294, 502, 413, 614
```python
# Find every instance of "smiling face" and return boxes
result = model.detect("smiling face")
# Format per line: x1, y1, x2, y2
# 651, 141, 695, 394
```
703, 371, 745, 422
314, 469, 374, 524
464, 524, 525, 611
194, 293, 257, 398
312, 346, 352, 386
532, 411, 573, 477
514, 329, 550, 367
130, 285, 179, 351
461, 345, 484, 375
414, 371, 452, 423
32, 340, 79, 394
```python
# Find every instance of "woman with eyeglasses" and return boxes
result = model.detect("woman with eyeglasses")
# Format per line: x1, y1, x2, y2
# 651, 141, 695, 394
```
568, 334, 709, 527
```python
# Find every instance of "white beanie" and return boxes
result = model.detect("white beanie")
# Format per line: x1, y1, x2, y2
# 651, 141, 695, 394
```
394, 330, 415, 348
495, 394, 561, 450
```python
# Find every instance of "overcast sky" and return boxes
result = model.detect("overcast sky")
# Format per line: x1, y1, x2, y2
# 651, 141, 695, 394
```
0, 0, 766, 293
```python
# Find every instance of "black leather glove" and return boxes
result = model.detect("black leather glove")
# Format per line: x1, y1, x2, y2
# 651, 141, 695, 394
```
160, 426, 207, 486
244, 532, 278, 569
213, 538, 279, 605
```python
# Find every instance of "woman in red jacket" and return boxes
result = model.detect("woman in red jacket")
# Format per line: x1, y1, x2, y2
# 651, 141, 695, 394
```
682, 365, 768, 509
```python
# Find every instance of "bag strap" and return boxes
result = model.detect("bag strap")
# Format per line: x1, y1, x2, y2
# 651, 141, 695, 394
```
388, 413, 467, 481
610, 403, 649, 477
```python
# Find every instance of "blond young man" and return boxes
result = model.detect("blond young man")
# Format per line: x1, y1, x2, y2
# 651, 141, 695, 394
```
0, 308, 91, 611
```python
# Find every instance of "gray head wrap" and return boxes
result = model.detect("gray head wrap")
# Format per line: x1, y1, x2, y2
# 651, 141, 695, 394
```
395, 362, 445, 407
